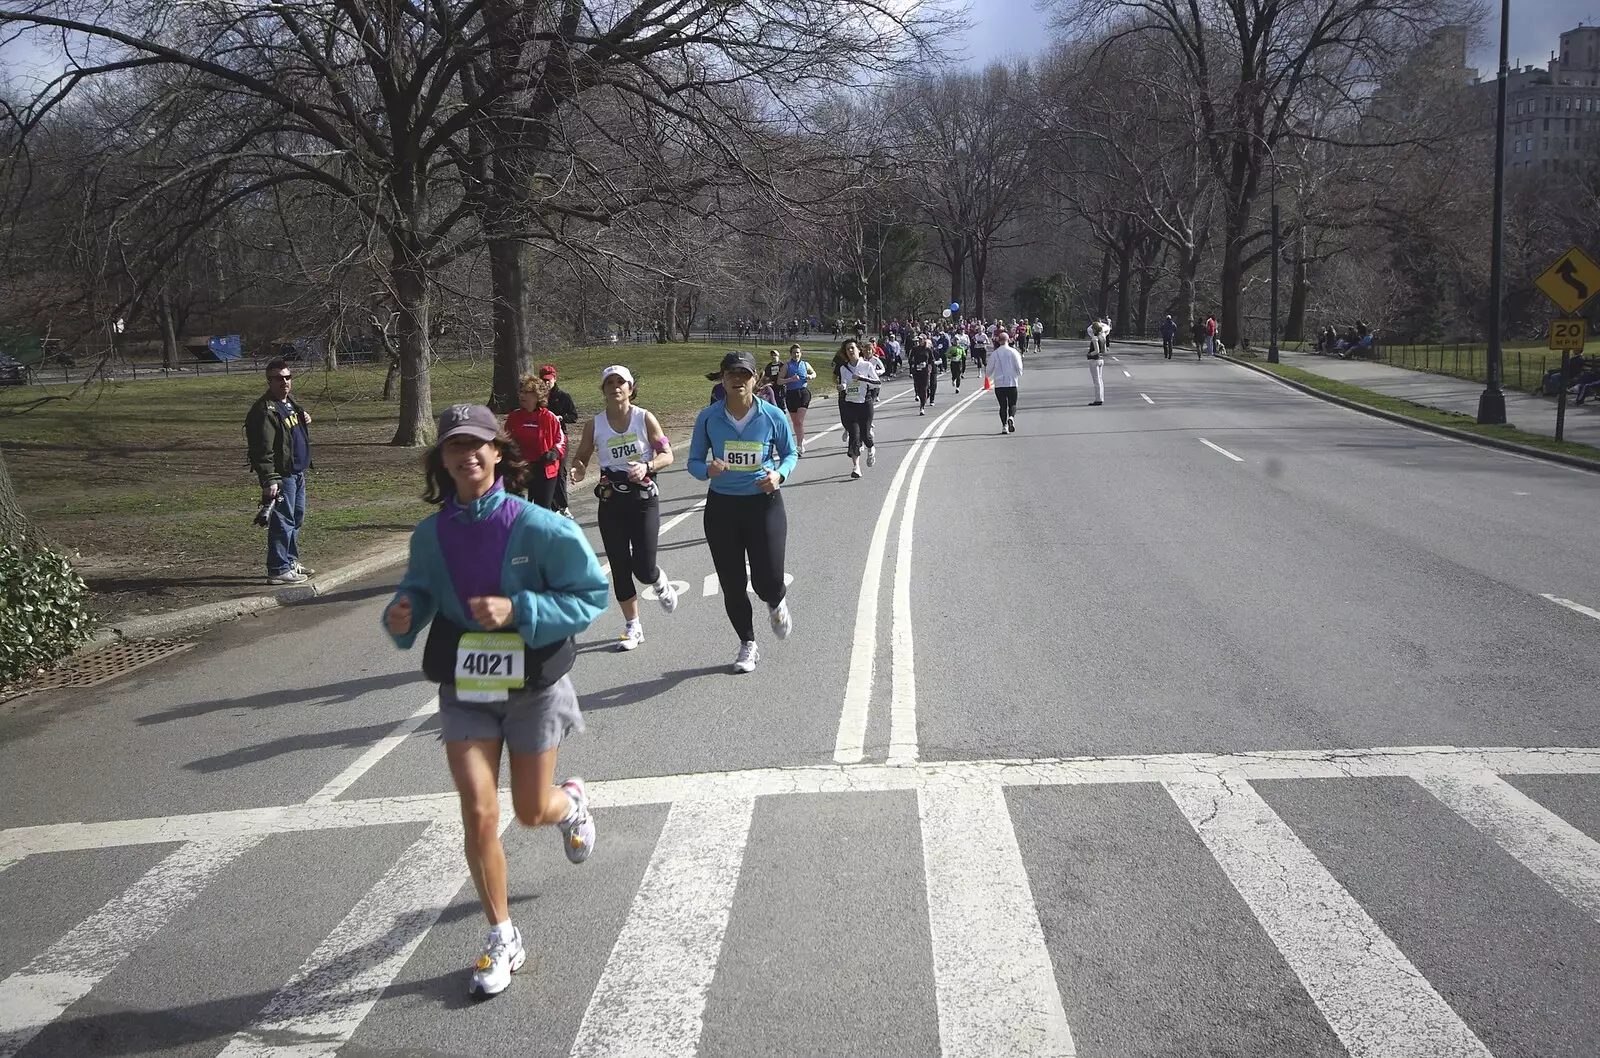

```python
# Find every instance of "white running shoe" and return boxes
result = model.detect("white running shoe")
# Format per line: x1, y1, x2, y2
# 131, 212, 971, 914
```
470, 927, 526, 997
732, 640, 760, 673
770, 598, 792, 640
557, 778, 596, 864
616, 621, 644, 651
291, 562, 316, 576
655, 575, 678, 615
1007, 417, 1016, 433
865, 447, 876, 469
267, 569, 308, 585
850, 467, 862, 479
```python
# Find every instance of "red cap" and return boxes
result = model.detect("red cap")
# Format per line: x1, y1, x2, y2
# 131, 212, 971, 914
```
538, 364, 557, 379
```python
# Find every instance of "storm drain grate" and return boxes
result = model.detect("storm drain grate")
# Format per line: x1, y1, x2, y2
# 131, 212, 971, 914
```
18, 639, 196, 694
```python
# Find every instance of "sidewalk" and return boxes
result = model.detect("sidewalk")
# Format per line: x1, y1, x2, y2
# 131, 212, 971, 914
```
1279, 351, 1600, 450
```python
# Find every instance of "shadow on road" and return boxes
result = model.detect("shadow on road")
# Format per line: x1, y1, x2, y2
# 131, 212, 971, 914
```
140, 670, 419, 725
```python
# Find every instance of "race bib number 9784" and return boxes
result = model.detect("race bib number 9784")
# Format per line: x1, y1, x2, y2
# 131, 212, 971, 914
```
455, 632, 525, 702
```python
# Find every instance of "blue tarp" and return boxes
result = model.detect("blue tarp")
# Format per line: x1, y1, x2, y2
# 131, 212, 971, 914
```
198, 334, 242, 361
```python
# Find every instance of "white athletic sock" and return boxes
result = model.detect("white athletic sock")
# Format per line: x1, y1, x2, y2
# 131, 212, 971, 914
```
489, 920, 516, 942
654, 572, 670, 590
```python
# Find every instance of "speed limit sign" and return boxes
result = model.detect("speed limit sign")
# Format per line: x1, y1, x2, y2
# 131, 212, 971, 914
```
1550, 318, 1587, 351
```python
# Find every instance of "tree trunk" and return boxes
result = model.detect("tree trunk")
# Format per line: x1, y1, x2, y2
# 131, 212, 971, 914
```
1135, 268, 1154, 335
390, 257, 435, 447
972, 244, 989, 318
156, 292, 179, 370
1114, 221, 1134, 331
1218, 222, 1247, 352
1096, 245, 1112, 317
323, 312, 341, 373
1284, 240, 1310, 342
488, 238, 530, 412
1173, 242, 1199, 336
0, 443, 38, 550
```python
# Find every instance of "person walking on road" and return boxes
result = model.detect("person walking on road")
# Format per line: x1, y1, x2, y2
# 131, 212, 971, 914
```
1031, 317, 1044, 352
1087, 323, 1107, 405
381, 403, 610, 999
1191, 319, 1206, 359
568, 365, 680, 652
539, 365, 580, 516
985, 333, 1024, 434
246, 358, 315, 584
781, 343, 816, 454
910, 335, 938, 414
1206, 315, 1218, 357
835, 340, 882, 476
1160, 314, 1178, 359
688, 351, 799, 674
505, 374, 566, 511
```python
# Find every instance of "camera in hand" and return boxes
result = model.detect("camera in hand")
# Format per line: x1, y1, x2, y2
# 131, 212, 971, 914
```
253, 490, 282, 527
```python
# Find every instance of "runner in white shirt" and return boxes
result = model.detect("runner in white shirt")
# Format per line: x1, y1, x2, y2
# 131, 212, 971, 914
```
985, 335, 1025, 434
835, 339, 882, 478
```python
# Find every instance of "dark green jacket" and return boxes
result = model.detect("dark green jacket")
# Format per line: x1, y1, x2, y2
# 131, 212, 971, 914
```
245, 392, 312, 487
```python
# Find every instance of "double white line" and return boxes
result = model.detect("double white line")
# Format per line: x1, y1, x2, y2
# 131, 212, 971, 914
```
834, 387, 986, 764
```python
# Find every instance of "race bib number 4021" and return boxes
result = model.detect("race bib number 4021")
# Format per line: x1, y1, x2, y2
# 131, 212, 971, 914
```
455, 632, 525, 702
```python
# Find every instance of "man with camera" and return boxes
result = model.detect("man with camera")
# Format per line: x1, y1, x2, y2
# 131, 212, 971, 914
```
246, 358, 314, 584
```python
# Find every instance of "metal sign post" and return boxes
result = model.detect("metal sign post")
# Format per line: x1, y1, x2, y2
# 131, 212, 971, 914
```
1548, 317, 1588, 442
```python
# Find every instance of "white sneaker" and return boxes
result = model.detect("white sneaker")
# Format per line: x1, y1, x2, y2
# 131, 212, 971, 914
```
865, 447, 876, 469
732, 640, 760, 673
267, 569, 308, 585
470, 927, 526, 997
615, 621, 644, 651
769, 599, 792, 640
654, 575, 678, 615
557, 778, 596, 864
1007, 417, 1015, 433
291, 562, 316, 576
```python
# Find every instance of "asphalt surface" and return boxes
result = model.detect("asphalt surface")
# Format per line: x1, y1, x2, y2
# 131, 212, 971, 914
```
3, 340, 1600, 1058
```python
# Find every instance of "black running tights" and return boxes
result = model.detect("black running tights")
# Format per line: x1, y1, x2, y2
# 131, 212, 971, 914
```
597, 493, 660, 602
995, 386, 1018, 423
703, 490, 788, 642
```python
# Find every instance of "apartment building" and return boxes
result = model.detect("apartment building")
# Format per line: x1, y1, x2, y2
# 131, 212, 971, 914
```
1481, 24, 1600, 174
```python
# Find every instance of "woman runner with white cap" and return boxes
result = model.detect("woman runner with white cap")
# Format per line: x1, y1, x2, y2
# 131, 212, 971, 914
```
382, 403, 609, 998
569, 364, 679, 651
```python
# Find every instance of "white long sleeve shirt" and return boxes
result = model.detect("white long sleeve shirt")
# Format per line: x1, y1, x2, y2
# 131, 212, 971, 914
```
986, 344, 1024, 387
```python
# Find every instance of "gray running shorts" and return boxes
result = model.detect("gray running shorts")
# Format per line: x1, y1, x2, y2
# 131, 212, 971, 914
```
438, 675, 583, 755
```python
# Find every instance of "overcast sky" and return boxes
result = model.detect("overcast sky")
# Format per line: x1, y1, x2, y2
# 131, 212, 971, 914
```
1, 1, 1594, 87
963, 0, 1598, 73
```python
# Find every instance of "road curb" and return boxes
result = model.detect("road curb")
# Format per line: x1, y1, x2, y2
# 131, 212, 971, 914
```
85, 541, 410, 646
1220, 354, 1600, 475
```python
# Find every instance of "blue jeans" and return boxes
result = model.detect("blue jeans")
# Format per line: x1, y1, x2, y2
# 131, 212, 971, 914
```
267, 472, 306, 576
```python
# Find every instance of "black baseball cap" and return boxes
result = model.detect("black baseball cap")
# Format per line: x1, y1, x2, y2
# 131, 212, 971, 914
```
719, 351, 757, 376
436, 404, 499, 445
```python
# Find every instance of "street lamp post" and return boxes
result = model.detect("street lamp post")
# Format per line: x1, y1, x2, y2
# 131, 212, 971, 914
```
1241, 131, 1282, 363
1477, 0, 1511, 425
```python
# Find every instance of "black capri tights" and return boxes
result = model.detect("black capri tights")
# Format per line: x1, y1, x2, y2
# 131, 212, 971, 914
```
597, 494, 661, 602
995, 385, 1018, 423
703, 490, 788, 642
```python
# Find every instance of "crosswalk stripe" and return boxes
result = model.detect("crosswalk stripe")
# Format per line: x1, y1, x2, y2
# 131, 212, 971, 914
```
216, 820, 468, 1058
1166, 778, 1493, 1058
569, 798, 755, 1058
0, 836, 262, 1058
1417, 771, 1600, 921
920, 784, 1076, 1057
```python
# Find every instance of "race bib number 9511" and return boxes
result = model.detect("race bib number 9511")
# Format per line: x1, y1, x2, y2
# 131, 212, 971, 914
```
723, 439, 765, 470
455, 632, 525, 702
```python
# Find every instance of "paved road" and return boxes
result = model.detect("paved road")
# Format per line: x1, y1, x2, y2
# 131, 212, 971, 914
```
3, 341, 1600, 1058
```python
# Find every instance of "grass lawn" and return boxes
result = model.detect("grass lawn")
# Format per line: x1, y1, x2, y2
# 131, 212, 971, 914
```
1252, 361, 1600, 463
0, 340, 841, 620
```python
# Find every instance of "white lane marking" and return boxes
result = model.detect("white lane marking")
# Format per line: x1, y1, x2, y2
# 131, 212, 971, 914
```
888, 387, 983, 766
1111, 356, 1121, 362
569, 798, 754, 1058
834, 390, 982, 764
659, 497, 708, 538
0, 837, 263, 1058
700, 569, 800, 595
216, 820, 473, 1058
1417, 771, 1600, 920
11, 746, 1600, 857
1166, 778, 1491, 1058
1141, 393, 1154, 404
1542, 594, 1600, 622
1198, 437, 1244, 462
306, 696, 437, 805
1122, 370, 1132, 378
920, 784, 1076, 1057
